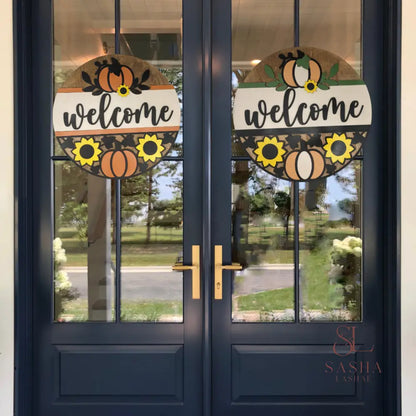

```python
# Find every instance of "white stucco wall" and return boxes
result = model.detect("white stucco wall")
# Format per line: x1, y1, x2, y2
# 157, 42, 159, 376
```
0, 0, 414, 415
401, 1, 416, 414
0, 0, 14, 414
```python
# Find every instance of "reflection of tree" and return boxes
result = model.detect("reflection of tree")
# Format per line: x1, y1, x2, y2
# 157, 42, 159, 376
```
57, 163, 88, 242
122, 163, 182, 244
274, 191, 291, 245
160, 67, 183, 96
122, 173, 155, 219
151, 198, 182, 230
338, 198, 354, 224
250, 192, 272, 217
121, 169, 159, 243
334, 162, 360, 228
232, 162, 295, 265
58, 160, 183, 245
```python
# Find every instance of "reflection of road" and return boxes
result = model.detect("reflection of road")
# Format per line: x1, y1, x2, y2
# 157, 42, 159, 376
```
64, 264, 294, 301
234, 264, 294, 295
65, 267, 182, 301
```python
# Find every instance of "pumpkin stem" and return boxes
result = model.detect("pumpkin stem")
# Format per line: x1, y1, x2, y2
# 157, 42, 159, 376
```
279, 54, 289, 68
110, 58, 122, 76
300, 139, 308, 151
279, 50, 306, 68
279, 52, 294, 69
296, 50, 305, 59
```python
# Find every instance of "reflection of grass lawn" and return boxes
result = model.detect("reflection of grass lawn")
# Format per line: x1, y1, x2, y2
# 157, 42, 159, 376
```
64, 246, 181, 267
61, 299, 183, 322
236, 288, 293, 311
300, 243, 344, 311
58, 224, 359, 268
121, 300, 182, 321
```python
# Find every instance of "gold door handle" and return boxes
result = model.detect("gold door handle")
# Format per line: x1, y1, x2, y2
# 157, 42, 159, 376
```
172, 245, 200, 299
214, 245, 242, 300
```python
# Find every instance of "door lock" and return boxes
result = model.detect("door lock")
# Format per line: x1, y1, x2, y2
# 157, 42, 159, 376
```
214, 245, 242, 300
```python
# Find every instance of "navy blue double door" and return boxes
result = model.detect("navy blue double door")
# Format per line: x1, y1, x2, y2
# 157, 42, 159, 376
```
27, 0, 395, 415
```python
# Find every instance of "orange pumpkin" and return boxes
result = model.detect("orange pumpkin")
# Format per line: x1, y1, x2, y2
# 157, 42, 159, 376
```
282, 58, 321, 88
284, 150, 325, 181
100, 149, 138, 178
97, 58, 134, 92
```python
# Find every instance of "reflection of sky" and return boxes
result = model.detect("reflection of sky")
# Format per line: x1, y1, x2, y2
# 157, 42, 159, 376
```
232, 72, 239, 88
325, 165, 358, 220
155, 162, 183, 200
326, 166, 356, 204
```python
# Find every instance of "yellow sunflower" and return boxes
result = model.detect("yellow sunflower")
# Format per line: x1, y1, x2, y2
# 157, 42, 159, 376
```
323, 133, 355, 164
117, 84, 130, 97
72, 137, 102, 166
254, 136, 286, 168
136, 134, 165, 162
304, 79, 318, 93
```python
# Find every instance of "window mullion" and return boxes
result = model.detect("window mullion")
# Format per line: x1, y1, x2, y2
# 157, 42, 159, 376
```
294, 182, 300, 323
114, 0, 122, 322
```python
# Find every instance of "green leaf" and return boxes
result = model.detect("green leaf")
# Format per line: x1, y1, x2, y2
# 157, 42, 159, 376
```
296, 55, 310, 69
276, 84, 288, 91
318, 83, 329, 90
277, 72, 284, 83
266, 80, 279, 87
264, 64, 276, 79
329, 63, 339, 78
326, 79, 338, 86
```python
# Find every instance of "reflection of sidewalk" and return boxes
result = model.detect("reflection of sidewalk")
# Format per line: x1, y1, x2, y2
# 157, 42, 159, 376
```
64, 266, 180, 300
243, 264, 294, 271
64, 266, 172, 274
234, 265, 294, 295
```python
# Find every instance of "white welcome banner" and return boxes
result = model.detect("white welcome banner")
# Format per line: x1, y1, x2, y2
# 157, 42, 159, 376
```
233, 85, 372, 131
53, 87, 181, 136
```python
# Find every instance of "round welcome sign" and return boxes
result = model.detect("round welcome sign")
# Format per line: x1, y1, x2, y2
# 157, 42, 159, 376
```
53, 54, 181, 178
233, 47, 372, 181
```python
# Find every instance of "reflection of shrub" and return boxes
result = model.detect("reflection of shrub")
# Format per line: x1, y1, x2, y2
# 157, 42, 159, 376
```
54, 238, 79, 319
61, 202, 88, 241
329, 236, 361, 319
301, 242, 344, 313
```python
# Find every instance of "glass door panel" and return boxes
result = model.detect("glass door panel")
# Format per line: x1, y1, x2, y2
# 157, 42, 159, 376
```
119, 0, 184, 321
300, 0, 362, 74
230, 0, 364, 323
53, 0, 117, 321
299, 161, 362, 321
121, 161, 184, 322
53, 0, 186, 323
231, 0, 296, 323
54, 161, 116, 321
231, 161, 295, 322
